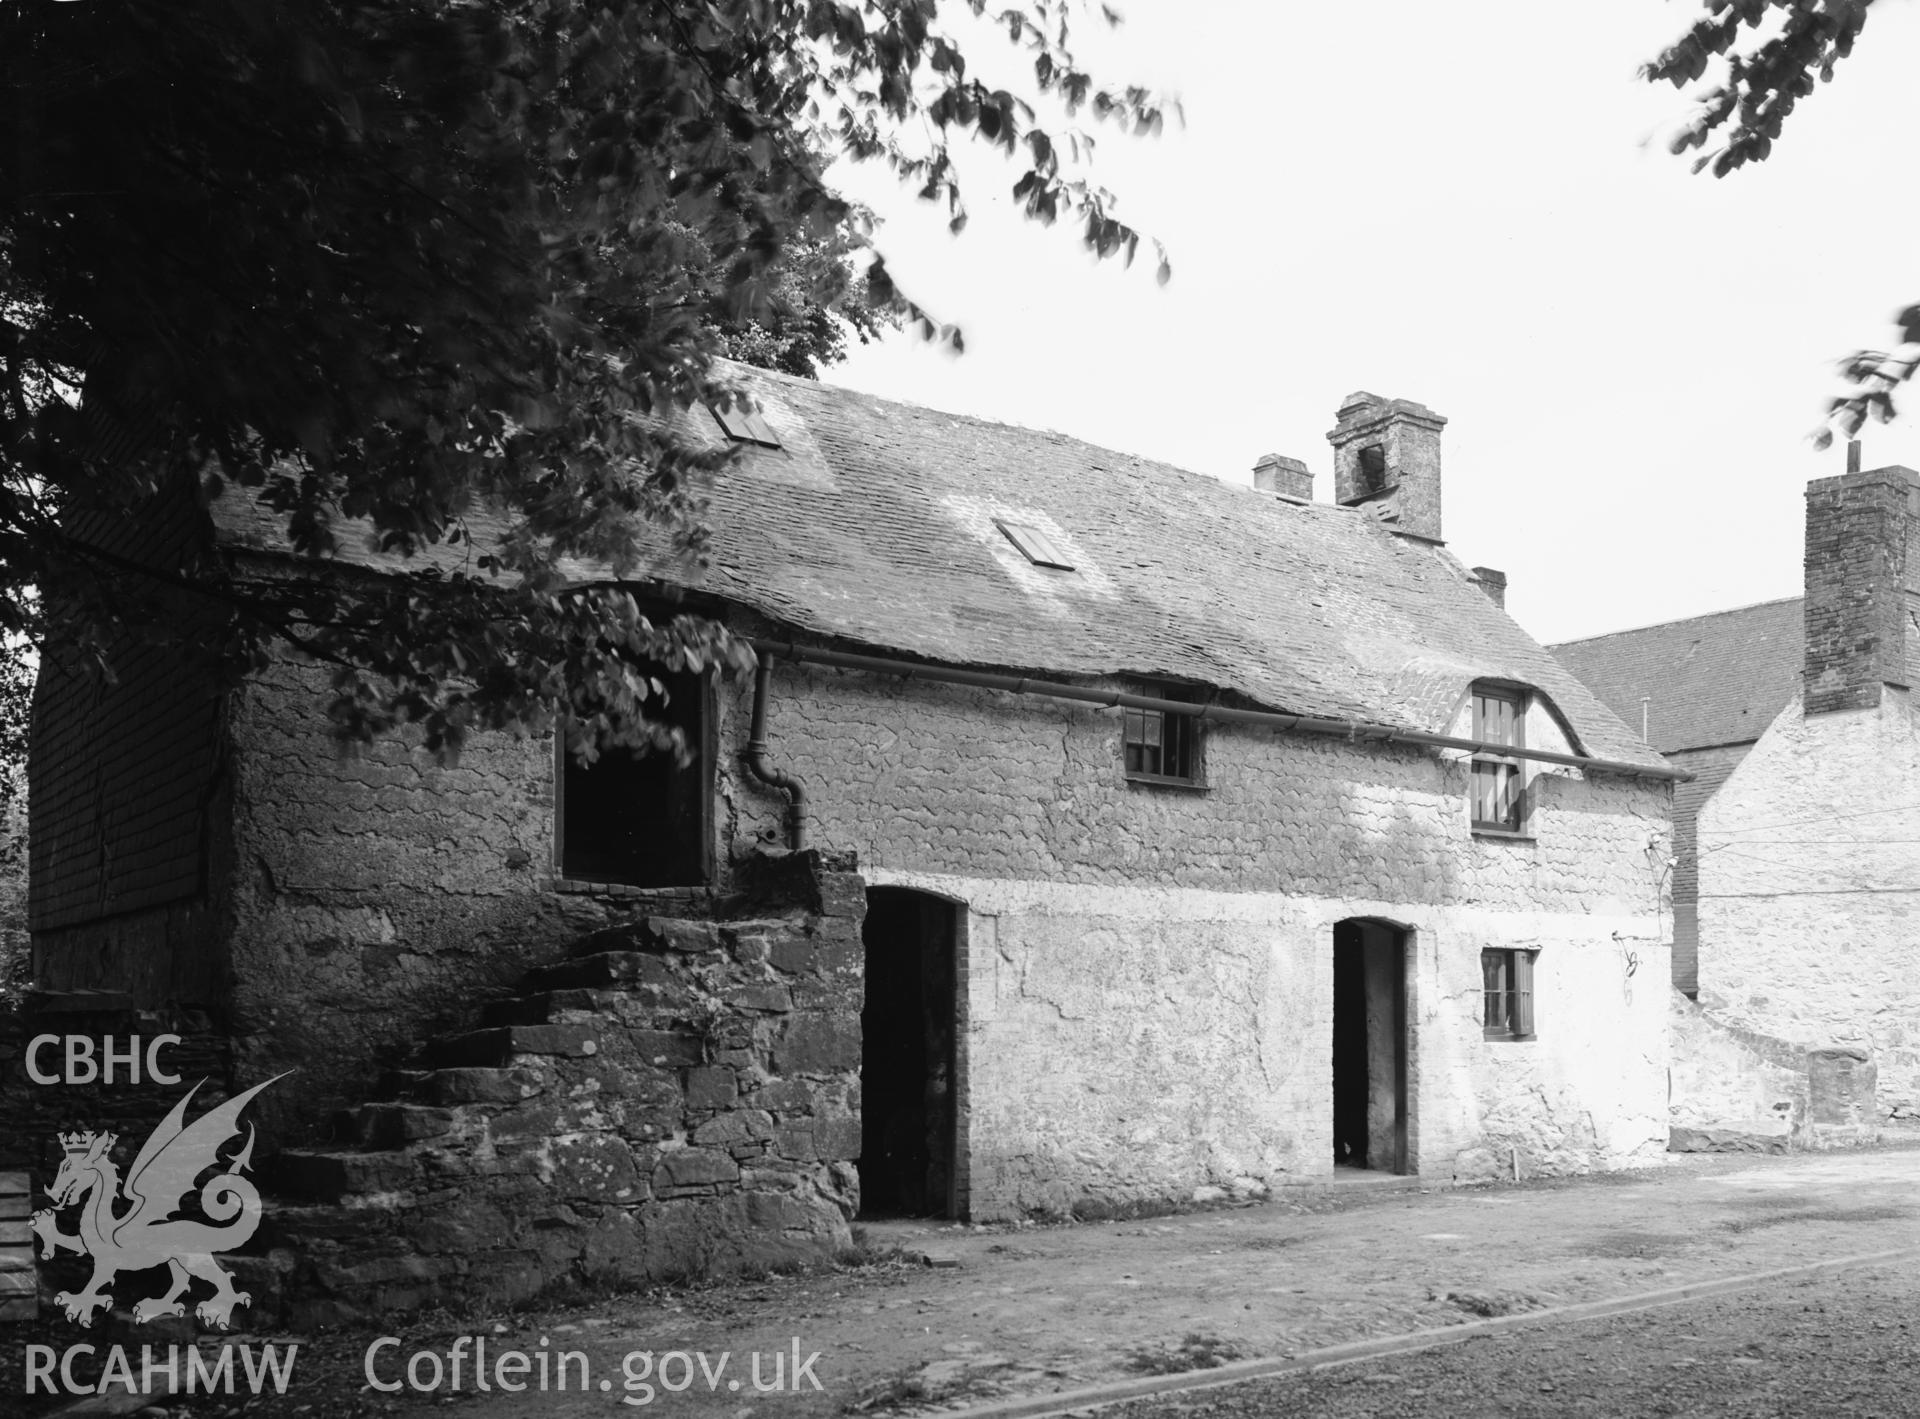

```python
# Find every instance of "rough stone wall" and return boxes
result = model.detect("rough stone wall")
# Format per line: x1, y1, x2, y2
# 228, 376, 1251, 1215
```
724, 667, 1667, 912
0, 1002, 232, 1170
223, 661, 617, 1136
720, 664, 1672, 1214
1667, 990, 1805, 1149
264, 862, 863, 1321
211, 649, 1669, 1214
1698, 689, 1920, 1117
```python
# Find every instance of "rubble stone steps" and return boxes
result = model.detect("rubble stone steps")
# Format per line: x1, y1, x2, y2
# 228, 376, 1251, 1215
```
379, 1065, 548, 1107
243, 852, 867, 1327
419, 1021, 600, 1069
522, 949, 676, 993
481, 987, 618, 1026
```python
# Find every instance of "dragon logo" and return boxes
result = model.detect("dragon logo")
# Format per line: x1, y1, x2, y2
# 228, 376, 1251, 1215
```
29, 1073, 288, 1329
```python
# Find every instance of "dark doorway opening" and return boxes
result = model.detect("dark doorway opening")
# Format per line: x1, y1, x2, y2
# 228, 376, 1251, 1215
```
860, 888, 959, 1217
1332, 918, 1409, 1173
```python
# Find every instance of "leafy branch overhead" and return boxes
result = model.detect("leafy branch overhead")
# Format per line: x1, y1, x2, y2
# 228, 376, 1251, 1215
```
1644, 0, 1908, 443
0, 0, 1176, 755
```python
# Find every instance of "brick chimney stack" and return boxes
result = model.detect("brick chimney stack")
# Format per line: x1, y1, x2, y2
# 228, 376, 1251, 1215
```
1325, 392, 1447, 542
1253, 453, 1313, 502
1803, 464, 1920, 715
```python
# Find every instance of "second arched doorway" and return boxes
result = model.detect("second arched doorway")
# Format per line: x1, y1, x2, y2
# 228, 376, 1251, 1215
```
1332, 917, 1411, 1174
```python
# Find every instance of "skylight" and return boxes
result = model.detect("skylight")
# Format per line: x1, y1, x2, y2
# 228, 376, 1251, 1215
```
709, 401, 781, 448
996, 519, 1074, 571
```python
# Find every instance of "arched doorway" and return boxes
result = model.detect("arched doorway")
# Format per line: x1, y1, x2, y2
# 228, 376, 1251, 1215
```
860, 888, 961, 1217
1332, 918, 1411, 1173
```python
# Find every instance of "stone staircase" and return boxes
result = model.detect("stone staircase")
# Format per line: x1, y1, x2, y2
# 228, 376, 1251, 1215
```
248, 851, 868, 1327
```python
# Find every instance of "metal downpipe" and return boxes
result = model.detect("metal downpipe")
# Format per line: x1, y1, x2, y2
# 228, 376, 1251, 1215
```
744, 654, 807, 850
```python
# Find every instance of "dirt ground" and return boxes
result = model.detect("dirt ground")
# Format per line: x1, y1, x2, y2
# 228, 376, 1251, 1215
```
1101, 1264, 1920, 1419
7, 1144, 1920, 1418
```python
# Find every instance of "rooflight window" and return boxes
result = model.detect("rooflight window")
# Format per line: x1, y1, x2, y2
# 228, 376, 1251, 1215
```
996, 519, 1074, 570
709, 401, 781, 448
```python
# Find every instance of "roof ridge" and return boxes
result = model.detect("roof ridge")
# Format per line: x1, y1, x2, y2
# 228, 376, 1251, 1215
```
783, 363, 1272, 500
1548, 595, 1804, 648
725, 361, 1395, 525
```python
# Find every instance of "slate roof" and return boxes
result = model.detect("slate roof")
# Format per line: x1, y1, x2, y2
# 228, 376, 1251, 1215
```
1548, 598, 1805, 755
210, 362, 1663, 769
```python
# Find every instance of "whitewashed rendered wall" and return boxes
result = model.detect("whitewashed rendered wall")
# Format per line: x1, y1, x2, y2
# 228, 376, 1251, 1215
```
726, 666, 1673, 1217
1698, 689, 1920, 1115
856, 872, 1671, 1219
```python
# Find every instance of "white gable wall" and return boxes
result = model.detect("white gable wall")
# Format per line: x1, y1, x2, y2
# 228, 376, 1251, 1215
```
1697, 688, 1920, 1120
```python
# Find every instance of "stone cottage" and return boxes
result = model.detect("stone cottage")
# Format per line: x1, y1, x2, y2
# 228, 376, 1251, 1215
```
1553, 460, 1911, 1147
28, 370, 1681, 1306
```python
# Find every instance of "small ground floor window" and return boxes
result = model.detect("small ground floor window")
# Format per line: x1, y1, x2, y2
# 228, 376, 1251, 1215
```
1482, 948, 1537, 1041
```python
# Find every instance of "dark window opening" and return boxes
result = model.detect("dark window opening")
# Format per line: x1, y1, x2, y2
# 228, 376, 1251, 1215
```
1124, 699, 1202, 787
557, 670, 711, 887
1358, 443, 1390, 493
709, 401, 781, 448
1471, 685, 1525, 832
1482, 948, 1537, 1041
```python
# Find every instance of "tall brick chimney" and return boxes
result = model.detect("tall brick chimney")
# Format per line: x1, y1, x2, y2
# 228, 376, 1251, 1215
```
1803, 464, 1920, 715
1325, 392, 1447, 541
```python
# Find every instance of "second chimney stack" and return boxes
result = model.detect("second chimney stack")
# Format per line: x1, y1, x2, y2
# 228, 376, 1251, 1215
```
1804, 463, 1920, 715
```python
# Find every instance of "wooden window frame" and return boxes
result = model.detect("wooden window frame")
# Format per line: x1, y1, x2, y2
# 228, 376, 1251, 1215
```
1123, 698, 1203, 788
1470, 684, 1527, 835
994, 519, 1075, 571
708, 401, 781, 448
1482, 947, 1537, 1041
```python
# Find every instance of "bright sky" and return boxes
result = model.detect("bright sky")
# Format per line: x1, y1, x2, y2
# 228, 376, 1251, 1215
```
822, 0, 1920, 646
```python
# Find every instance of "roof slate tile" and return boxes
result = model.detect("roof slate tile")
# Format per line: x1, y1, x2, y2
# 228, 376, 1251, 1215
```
211, 362, 1662, 768
1549, 598, 1804, 754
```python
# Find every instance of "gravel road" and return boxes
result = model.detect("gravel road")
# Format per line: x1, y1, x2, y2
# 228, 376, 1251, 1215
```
1102, 1263, 1920, 1419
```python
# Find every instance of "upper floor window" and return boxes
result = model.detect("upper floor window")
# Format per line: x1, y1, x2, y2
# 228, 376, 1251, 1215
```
1470, 685, 1525, 833
556, 668, 712, 887
1124, 694, 1202, 788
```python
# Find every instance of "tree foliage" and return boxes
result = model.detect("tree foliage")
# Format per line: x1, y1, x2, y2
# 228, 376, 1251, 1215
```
1645, 0, 1911, 442
712, 226, 897, 380
0, 0, 1172, 756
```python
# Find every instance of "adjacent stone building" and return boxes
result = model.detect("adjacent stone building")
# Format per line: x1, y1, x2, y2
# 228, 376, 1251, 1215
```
1554, 461, 1915, 1146
28, 369, 1681, 1305
1551, 599, 1801, 998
